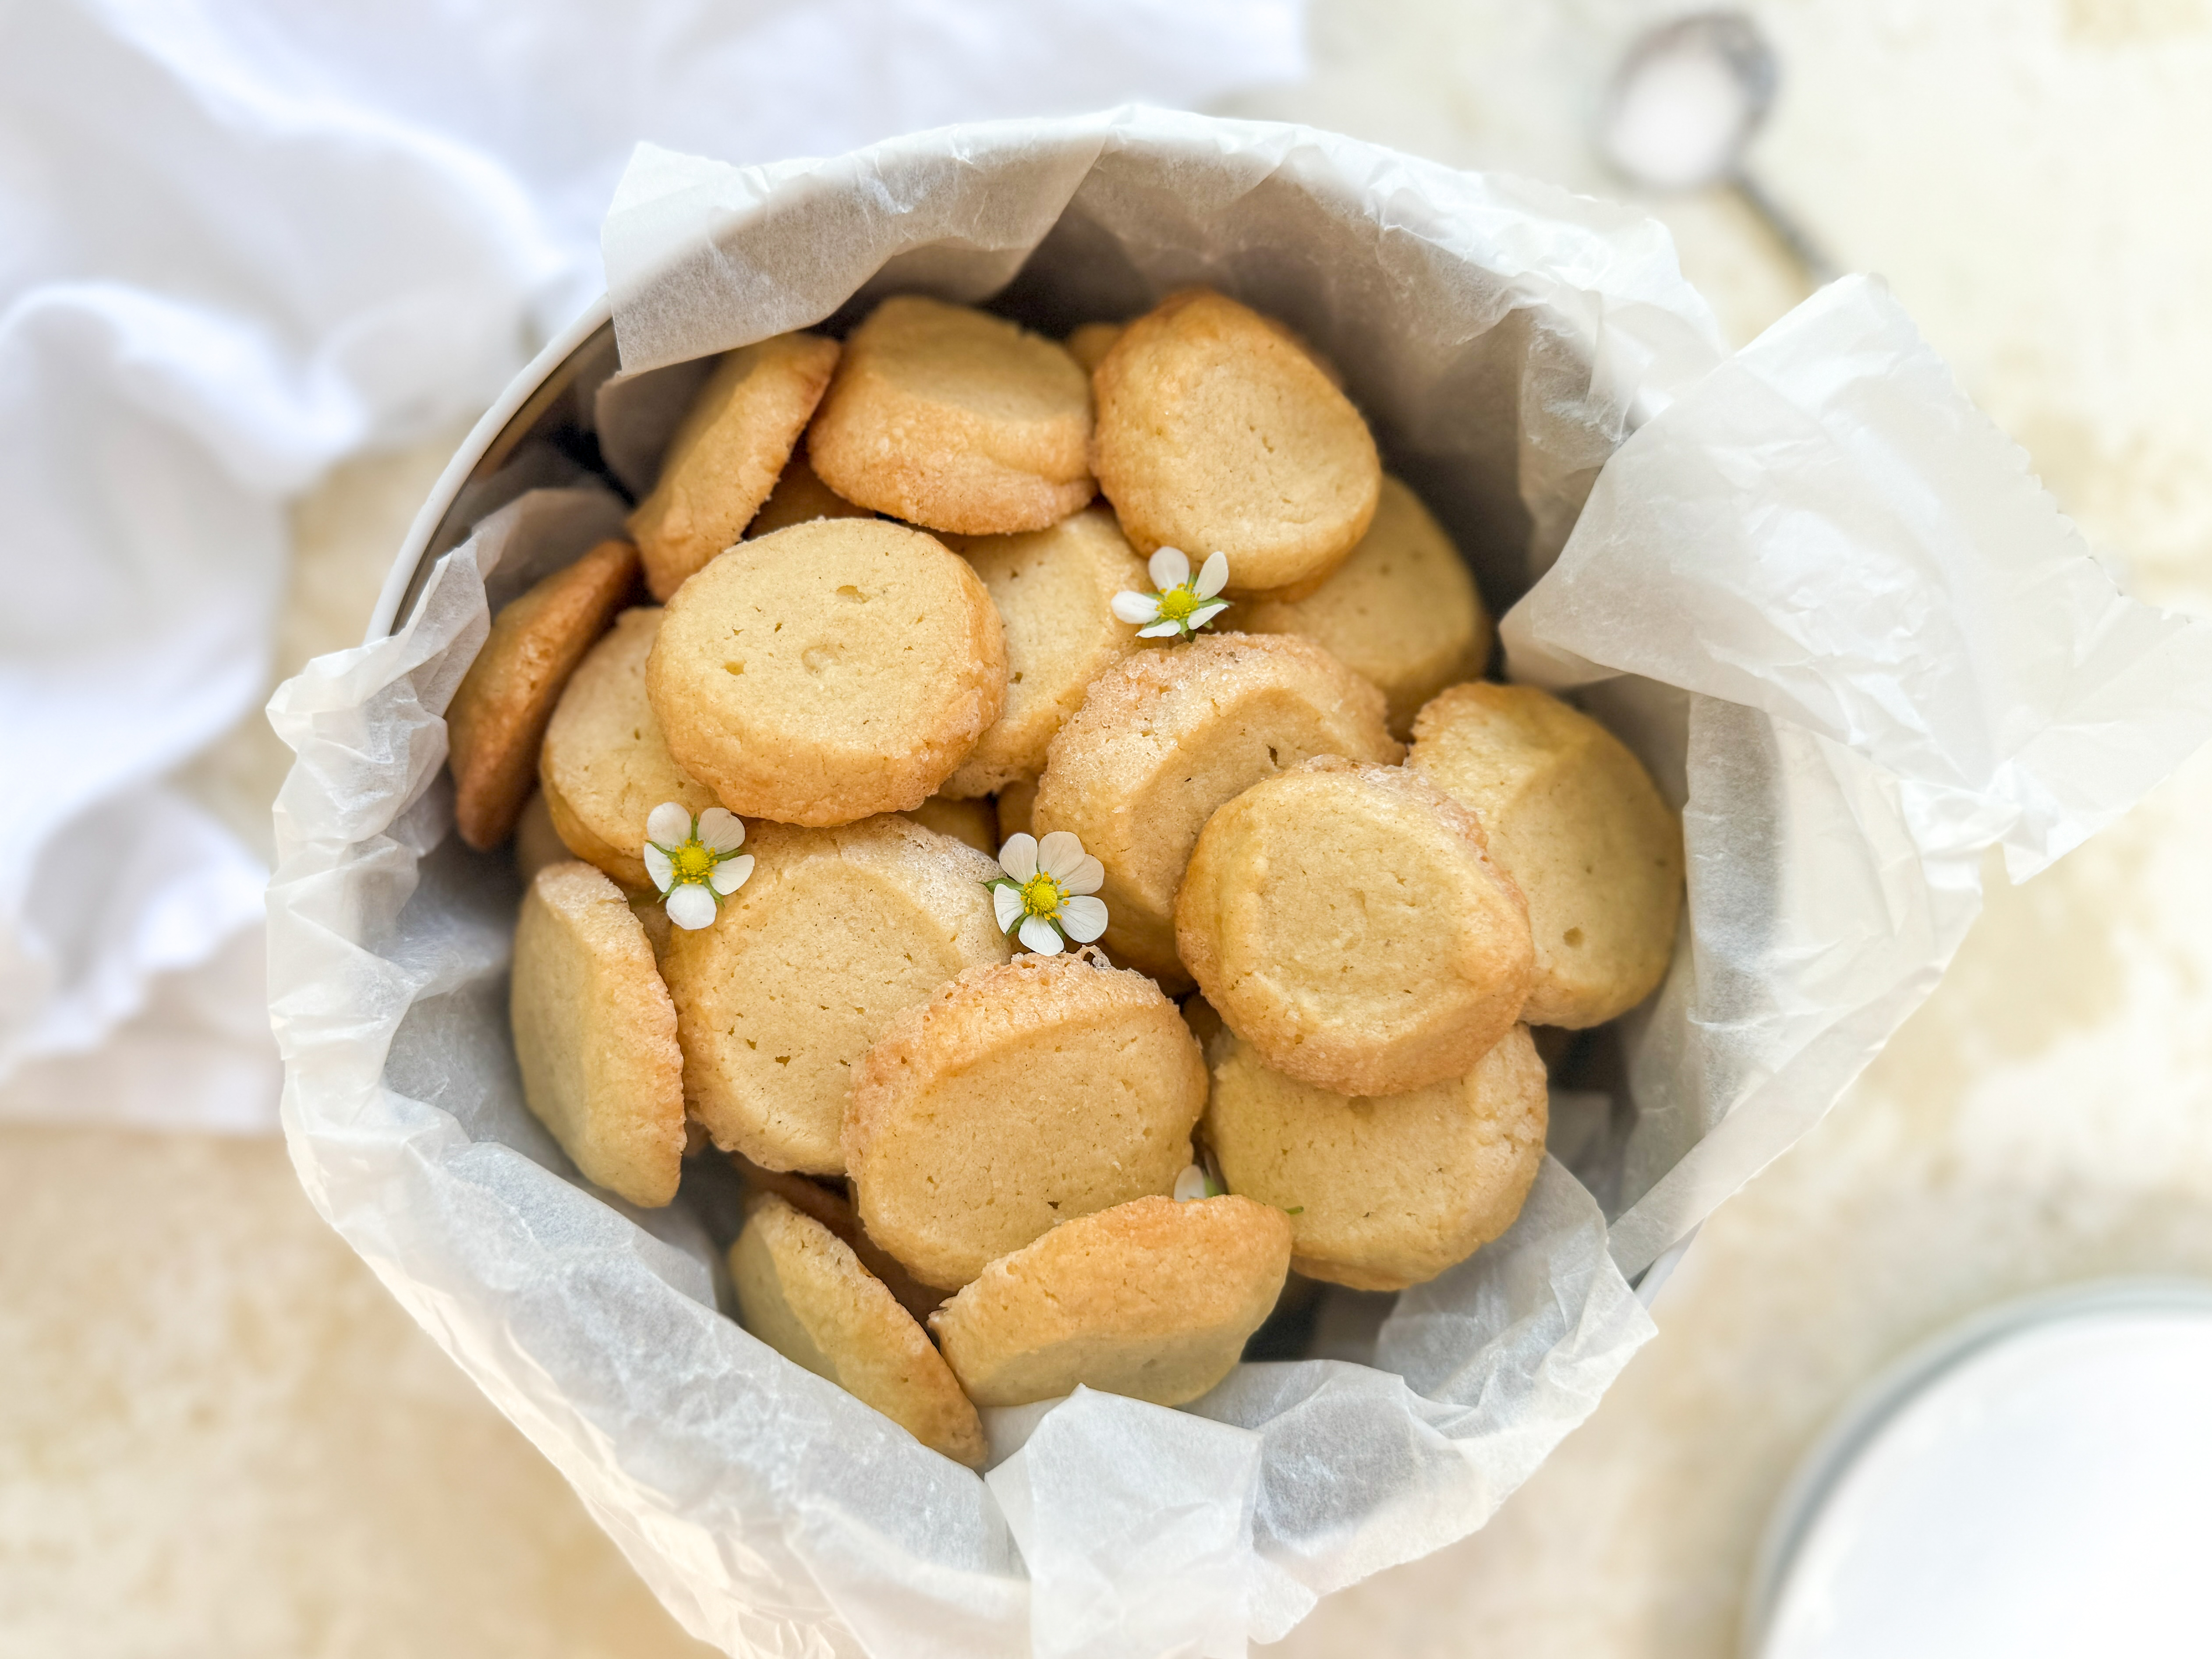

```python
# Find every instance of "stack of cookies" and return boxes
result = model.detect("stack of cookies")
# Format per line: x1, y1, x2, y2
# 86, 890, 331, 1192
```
447, 283, 1684, 1469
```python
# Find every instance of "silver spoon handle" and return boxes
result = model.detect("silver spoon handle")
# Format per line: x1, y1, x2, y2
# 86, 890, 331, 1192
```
1732, 167, 1840, 287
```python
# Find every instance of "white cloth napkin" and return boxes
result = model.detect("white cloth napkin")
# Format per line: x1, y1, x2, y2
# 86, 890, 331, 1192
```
0, 0, 1306, 1130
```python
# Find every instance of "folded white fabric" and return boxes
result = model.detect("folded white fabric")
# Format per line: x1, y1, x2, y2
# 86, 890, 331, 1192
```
0, 0, 1306, 1128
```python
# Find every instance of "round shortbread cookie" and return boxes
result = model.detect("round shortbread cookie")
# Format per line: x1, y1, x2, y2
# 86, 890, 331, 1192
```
1064, 321, 1124, 374
730, 1194, 984, 1467
994, 776, 1038, 844
941, 506, 1153, 797
1204, 1026, 1547, 1291
661, 816, 1012, 1174
1237, 477, 1491, 736
647, 518, 1007, 825
1176, 758, 1533, 1097
539, 607, 719, 891
846, 953, 1207, 1291
1090, 288, 1380, 595
929, 1194, 1290, 1408
1409, 683, 1683, 1028
447, 538, 638, 849
899, 792, 998, 856
626, 332, 841, 601
1031, 633, 1401, 985
808, 295, 1095, 535
510, 862, 687, 1207
743, 447, 873, 539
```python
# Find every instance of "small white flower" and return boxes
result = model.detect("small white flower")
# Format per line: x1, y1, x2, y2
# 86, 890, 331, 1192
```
644, 802, 753, 930
985, 830, 1108, 955
1111, 547, 1232, 640
1173, 1163, 1228, 1202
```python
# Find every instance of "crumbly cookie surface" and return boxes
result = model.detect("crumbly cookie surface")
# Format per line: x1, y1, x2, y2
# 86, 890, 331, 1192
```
730, 1195, 984, 1467
1031, 633, 1401, 985
1204, 1026, 1547, 1291
661, 816, 1012, 1175
1237, 476, 1491, 736
1410, 683, 1683, 1028
845, 954, 1207, 1291
626, 333, 841, 601
646, 518, 1006, 825
509, 861, 686, 1206
929, 1194, 1290, 1407
808, 295, 1095, 535
941, 506, 1152, 797
1178, 758, 1534, 1096
539, 606, 718, 891
1091, 287, 1380, 594
447, 539, 637, 849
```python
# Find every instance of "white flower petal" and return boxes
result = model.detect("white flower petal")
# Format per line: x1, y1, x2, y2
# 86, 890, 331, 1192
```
1062, 854, 1104, 896
998, 833, 1038, 883
1036, 830, 1086, 883
1136, 619, 1184, 638
1018, 914, 1064, 954
646, 802, 693, 847
709, 852, 754, 895
1111, 590, 1163, 625
1174, 1164, 1208, 1203
1196, 552, 1229, 598
1148, 546, 1190, 589
1186, 600, 1231, 630
642, 843, 676, 893
993, 884, 1026, 934
666, 883, 718, 930
697, 807, 746, 853
1058, 895, 1108, 941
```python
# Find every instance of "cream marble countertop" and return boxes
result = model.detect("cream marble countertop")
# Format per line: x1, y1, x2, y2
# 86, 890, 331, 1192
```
6, 4, 2210, 1654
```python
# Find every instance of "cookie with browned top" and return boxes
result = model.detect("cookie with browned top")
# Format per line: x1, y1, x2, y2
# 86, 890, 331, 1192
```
646, 518, 1006, 825
1236, 476, 1490, 736
730, 1194, 984, 1466
538, 607, 718, 891
941, 506, 1153, 797
447, 539, 637, 849
1409, 683, 1682, 1028
660, 815, 1012, 1175
1177, 758, 1533, 1096
1031, 633, 1401, 985
1204, 1026, 1547, 1291
808, 296, 1095, 535
846, 953, 1207, 1291
930, 1194, 1290, 1407
626, 333, 841, 600
1091, 288, 1380, 594
509, 862, 686, 1206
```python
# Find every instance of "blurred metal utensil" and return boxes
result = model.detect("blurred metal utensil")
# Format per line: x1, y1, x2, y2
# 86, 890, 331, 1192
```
1601, 11, 1838, 284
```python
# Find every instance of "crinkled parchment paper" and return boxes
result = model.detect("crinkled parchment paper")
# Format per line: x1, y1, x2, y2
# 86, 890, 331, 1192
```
266, 110, 2212, 1659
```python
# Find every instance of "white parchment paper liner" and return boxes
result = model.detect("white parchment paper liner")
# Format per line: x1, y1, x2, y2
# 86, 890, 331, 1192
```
268, 110, 2212, 1659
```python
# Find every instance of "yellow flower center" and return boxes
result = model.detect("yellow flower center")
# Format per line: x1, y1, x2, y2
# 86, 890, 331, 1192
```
1156, 584, 1201, 624
1019, 872, 1065, 919
671, 842, 716, 883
